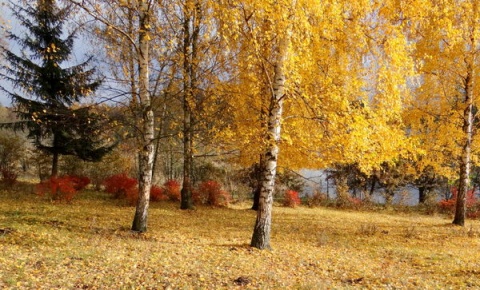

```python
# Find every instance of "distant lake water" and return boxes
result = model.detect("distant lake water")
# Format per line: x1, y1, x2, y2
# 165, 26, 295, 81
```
299, 169, 451, 206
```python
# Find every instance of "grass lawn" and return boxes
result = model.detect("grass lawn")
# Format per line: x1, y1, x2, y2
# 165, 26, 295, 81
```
1, 186, 480, 289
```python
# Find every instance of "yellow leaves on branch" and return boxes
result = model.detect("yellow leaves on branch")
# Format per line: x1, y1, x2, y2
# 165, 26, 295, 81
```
212, 0, 420, 173
45, 43, 58, 53
118, 0, 128, 7
403, 0, 480, 177
88, 0, 478, 179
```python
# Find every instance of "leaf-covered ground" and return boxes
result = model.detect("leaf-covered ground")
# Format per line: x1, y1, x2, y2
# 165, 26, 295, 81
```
1, 188, 480, 289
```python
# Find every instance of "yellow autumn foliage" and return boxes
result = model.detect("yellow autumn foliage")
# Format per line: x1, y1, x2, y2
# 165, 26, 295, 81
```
214, 0, 417, 174
404, 0, 480, 180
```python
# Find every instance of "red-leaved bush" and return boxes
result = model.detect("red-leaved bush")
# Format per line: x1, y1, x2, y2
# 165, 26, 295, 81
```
103, 175, 176, 205
193, 180, 231, 207
150, 185, 167, 202
163, 179, 181, 201
438, 187, 480, 218
284, 190, 301, 207
103, 173, 138, 205
71, 176, 91, 191
36, 175, 90, 202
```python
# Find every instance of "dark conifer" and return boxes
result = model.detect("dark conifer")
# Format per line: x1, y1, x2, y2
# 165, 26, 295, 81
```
0, 0, 115, 176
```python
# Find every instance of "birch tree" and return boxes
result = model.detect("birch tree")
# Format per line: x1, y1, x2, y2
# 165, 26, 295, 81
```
215, 0, 295, 250
178, 0, 204, 210
406, 0, 480, 226
215, 0, 416, 249
68, 0, 156, 232
154, 0, 231, 209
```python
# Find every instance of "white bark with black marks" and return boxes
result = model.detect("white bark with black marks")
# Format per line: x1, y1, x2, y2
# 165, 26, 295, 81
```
453, 62, 474, 226
132, 0, 155, 232
250, 35, 289, 250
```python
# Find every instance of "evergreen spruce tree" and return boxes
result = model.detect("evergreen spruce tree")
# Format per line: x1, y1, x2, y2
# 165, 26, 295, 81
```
0, 0, 115, 176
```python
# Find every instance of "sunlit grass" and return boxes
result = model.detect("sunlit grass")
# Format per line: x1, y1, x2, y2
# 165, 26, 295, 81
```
1, 187, 480, 289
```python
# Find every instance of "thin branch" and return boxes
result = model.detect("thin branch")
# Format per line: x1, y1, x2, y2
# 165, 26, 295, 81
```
67, 0, 138, 52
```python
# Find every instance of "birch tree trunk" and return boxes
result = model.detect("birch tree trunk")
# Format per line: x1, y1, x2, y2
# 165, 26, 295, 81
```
251, 157, 263, 211
181, 96, 194, 209
453, 63, 474, 226
180, 0, 201, 210
132, 0, 154, 232
452, 1, 479, 226
252, 100, 268, 211
250, 36, 289, 250
66, 0, 156, 232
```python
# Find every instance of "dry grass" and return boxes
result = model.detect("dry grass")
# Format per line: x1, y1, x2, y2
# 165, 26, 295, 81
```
1, 187, 480, 289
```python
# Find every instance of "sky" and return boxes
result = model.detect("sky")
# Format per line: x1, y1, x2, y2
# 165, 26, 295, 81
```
0, 0, 18, 106
0, 0, 95, 107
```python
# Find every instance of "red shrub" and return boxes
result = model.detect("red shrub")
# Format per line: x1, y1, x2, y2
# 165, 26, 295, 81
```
284, 190, 301, 208
438, 187, 480, 218
438, 198, 456, 211
194, 180, 231, 207
36, 175, 85, 202
69, 175, 91, 191
103, 174, 138, 203
163, 179, 181, 201
150, 185, 167, 202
